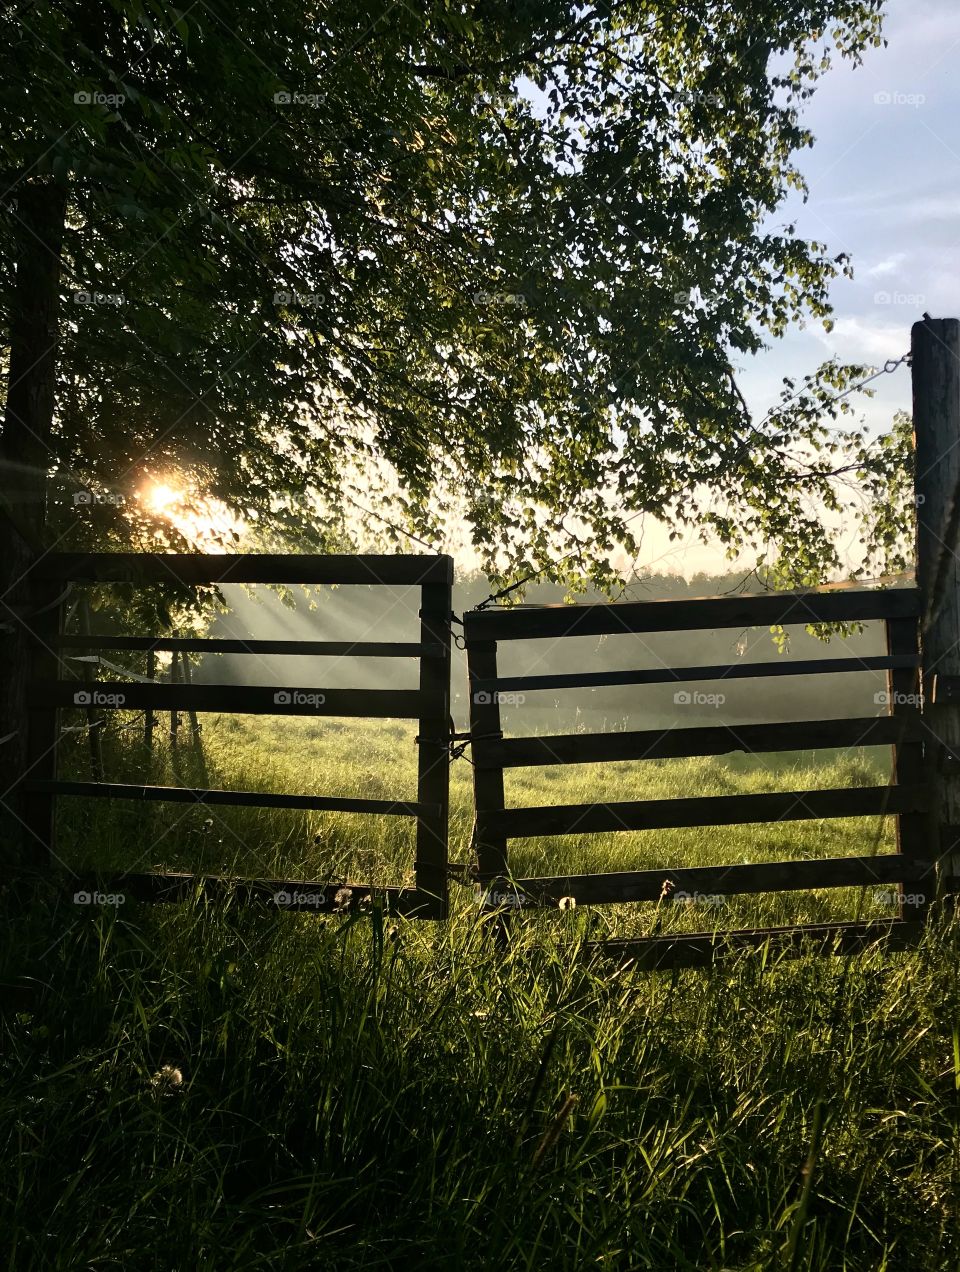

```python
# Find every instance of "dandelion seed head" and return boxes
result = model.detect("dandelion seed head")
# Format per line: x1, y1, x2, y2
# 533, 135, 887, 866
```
149, 1064, 184, 1095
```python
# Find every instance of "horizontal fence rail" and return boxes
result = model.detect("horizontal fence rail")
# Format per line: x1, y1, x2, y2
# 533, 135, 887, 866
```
477, 717, 922, 769
466, 586, 920, 641
27, 780, 434, 818
478, 785, 929, 841
465, 586, 936, 959
470, 654, 918, 695
586, 918, 928, 971
19, 552, 454, 918
65, 871, 431, 917
30, 552, 452, 586
30, 682, 428, 719
53, 636, 444, 658
482, 853, 933, 907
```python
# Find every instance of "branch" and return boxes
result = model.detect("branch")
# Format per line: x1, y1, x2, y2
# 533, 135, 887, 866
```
407, 9, 604, 82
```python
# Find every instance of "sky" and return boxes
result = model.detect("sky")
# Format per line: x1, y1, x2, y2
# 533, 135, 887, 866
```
627, 0, 960, 578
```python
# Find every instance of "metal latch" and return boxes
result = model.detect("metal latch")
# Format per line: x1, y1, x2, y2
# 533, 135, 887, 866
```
930, 673, 960, 705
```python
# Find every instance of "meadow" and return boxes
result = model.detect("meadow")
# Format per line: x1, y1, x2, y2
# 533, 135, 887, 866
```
2, 715, 959, 1269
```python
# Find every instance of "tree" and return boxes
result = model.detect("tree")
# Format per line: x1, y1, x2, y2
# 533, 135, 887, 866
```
1, 0, 902, 592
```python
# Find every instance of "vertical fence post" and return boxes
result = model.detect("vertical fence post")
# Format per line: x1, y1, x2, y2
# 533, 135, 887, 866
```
79, 598, 104, 782
415, 561, 453, 918
145, 650, 155, 754
885, 615, 929, 921
912, 316, 960, 902
180, 654, 202, 744
0, 513, 37, 869
1, 527, 61, 874
169, 650, 180, 750
21, 573, 63, 871
463, 629, 509, 898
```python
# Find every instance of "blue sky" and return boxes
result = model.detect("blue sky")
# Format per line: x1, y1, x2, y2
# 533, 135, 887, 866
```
640, 0, 960, 578
740, 0, 960, 416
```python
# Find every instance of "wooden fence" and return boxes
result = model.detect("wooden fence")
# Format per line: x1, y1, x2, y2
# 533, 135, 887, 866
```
3, 318, 960, 966
464, 586, 945, 967
13, 551, 453, 919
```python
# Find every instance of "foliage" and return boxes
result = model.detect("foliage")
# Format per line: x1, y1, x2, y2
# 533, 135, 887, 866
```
0, 0, 908, 589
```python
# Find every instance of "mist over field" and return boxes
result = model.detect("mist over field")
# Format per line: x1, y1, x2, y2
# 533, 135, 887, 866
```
181, 572, 897, 734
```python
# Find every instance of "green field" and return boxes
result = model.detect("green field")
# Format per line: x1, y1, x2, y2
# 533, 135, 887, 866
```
54, 713, 911, 932
2, 718, 959, 1269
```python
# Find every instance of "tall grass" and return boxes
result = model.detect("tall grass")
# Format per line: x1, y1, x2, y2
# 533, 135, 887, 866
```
2, 718, 959, 1269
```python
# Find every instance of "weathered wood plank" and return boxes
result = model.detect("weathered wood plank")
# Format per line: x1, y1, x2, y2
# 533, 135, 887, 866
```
54, 636, 441, 658
488, 854, 933, 904
21, 579, 63, 867
480, 717, 920, 770
78, 598, 103, 781
26, 780, 430, 817
463, 587, 920, 641
28, 681, 426, 719
586, 918, 925, 970
885, 615, 932, 920
468, 641, 509, 883
481, 785, 930, 839
62, 871, 437, 917
470, 655, 917, 695
0, 514, 39, 870
913, 317, 960, 891
145, 649, 155, 752
31, 552, 454, 586
415, 574, 454, 918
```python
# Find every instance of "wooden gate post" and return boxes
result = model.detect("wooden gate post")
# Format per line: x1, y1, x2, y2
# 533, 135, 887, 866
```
462, 623, 512, 931
145, 650, 156, 754
415, 563, 454, 919
169, 650, 180, 749
0, 511, 42, 870
79, 598, 104, 782
912, 316, 960, 900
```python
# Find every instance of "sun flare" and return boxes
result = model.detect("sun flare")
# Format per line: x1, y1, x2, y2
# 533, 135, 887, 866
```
144, 482, 183, 514
139, 476, 240, 549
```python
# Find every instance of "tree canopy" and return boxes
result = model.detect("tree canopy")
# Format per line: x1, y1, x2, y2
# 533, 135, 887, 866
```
1, 0, 910, 592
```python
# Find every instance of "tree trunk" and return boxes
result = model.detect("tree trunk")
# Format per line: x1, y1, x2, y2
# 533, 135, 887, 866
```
1, 177, 68, 531
0, 178, 69, 867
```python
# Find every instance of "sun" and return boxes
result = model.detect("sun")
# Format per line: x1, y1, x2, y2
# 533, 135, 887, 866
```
139, 476, 241, 549
144, 482, 183, 515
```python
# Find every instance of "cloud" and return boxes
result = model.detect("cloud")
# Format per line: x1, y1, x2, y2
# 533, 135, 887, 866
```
881, 192, 960, 223
822, 186, 960, 224
816, 316, 913, 364
865, 253, 908, 277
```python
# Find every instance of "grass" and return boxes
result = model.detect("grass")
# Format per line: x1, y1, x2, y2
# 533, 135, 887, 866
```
54, 712, 910, 931
2, 714, 959, 1269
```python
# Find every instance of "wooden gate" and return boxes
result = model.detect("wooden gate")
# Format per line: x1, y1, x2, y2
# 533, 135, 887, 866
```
464, 586, 941, 967
16, 552, 453, 918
